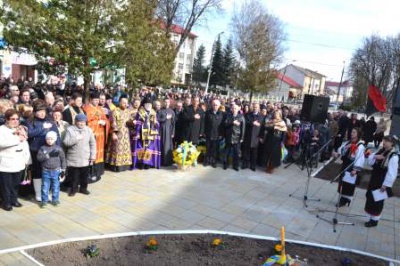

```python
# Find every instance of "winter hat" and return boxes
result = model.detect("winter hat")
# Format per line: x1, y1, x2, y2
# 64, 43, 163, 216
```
75, 113, 87, 122
33, 103, 47, 113
142, 96, 152, 105
46, 131, 57, 140
90, 91, 100, 99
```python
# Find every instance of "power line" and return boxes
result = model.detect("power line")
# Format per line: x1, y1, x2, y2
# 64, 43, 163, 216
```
287, 59, 345, 68
283, 38, 356, 51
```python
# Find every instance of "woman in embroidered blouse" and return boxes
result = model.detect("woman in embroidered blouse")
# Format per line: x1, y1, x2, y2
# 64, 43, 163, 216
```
364, 135, 398, 227
333, 127, 365, 207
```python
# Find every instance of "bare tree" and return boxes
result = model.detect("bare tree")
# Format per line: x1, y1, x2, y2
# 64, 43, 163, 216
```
156, 0, 222, 53
230, 0, 285, 96
349, 34, 400, 109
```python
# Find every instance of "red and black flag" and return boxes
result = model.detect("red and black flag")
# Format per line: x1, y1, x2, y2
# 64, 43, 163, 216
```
365, 85, 386, 116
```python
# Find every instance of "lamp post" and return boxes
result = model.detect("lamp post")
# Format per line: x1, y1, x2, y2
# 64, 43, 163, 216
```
278, 60, 295, 102
205, 31, 224, 95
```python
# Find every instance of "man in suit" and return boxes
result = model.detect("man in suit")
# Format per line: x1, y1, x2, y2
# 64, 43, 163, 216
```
242, 103, 262, 171
223, 103, 245, 171
181, 96, 205, 145
204, 99, 224, 168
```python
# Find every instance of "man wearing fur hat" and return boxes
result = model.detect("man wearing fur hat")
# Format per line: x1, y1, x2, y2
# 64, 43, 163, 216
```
63, 113, 96, 196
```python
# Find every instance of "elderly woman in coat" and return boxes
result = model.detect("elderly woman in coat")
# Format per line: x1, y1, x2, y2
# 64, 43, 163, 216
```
0, 109, 31, 211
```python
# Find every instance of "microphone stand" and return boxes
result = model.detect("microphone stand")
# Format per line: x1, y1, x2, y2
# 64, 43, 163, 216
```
289, 137, 334, 207
316, 150, 366, 232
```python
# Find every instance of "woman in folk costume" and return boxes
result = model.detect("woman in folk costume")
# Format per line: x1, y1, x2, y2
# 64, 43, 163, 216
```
62, 92, 84, 125
83, 92, 110, 178
364, 135, 398, 227
106, 95, 133, 172
333, 127, 365, 207
131, 97, 161, 170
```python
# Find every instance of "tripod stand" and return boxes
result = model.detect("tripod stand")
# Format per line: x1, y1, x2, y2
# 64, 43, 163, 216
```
315, 151, 365, 232
289, 138, 334, 207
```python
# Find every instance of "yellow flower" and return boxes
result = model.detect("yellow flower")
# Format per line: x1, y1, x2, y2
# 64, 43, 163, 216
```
212, 238, 222, 246
147, 238, 158, 247
274, 243, 283, 252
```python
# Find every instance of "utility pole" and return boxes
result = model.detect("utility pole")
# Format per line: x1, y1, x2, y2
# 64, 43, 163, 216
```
336, 61, 345, 105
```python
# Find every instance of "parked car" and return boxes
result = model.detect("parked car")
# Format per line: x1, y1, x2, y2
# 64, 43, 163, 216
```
329, 103, 339, 111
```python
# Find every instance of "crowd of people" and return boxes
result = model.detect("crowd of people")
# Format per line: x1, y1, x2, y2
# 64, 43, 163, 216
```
0, 79, 397, 228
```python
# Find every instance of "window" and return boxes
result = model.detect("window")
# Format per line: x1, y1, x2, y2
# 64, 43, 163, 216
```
186, 64, 191, 72
179, 53, 184, 59
186, 55, 191, 62
178, 63, 183, 70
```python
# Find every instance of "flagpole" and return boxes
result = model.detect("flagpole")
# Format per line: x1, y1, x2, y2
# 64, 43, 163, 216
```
364, 85, 369, 118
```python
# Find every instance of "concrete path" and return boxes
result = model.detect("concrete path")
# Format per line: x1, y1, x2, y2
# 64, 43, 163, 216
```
0, 161, 399, 265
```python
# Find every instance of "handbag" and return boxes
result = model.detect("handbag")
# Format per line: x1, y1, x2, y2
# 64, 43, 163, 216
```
87, 164, 101, 184
20, 167, 31, 185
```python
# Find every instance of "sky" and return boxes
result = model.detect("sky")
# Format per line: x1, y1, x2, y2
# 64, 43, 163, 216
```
193, 0, 400, 81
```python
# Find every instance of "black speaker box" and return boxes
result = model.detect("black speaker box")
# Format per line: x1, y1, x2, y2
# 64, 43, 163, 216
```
300, 94, 330, 123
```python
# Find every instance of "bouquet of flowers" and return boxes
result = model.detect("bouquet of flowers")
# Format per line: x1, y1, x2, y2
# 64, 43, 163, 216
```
173, 141, 201, 170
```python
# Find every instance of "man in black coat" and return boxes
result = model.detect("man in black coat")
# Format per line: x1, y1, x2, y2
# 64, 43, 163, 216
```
181, 96, 205, 145
347, 113, 361, 140
223, 103, 245, 171
204, 99, 224, 168
337, 111, 350, 147
173, 100, 184, 147
242, 103, 263, 171
363, 116, 377, 146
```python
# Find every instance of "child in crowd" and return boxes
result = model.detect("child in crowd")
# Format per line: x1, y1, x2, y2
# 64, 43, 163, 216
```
37, 131, 66, 207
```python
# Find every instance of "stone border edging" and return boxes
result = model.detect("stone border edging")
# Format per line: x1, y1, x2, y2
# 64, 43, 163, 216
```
1, 230, 398, 265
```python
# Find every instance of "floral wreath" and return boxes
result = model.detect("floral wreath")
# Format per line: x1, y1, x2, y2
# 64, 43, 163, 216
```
173, 141, 200, 167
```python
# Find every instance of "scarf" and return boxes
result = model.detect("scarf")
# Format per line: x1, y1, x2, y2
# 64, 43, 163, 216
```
342, 140, 361, 159
350, 143, 358, 156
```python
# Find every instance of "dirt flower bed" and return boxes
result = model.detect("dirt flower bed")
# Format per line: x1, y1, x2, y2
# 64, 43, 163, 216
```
28, 234, 388, 265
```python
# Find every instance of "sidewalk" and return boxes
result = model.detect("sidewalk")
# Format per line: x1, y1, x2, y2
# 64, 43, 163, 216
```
0, 163, 399, 265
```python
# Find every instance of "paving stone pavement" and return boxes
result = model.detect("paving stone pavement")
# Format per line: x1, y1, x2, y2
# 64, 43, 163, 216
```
1, 162, 399, 265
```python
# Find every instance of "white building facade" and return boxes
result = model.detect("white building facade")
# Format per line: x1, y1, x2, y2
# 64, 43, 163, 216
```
169, 27, 197, 85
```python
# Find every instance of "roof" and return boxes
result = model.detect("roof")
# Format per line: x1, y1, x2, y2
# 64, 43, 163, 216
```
290, 64, 326, 78
276, 72, 302, 89
325, 80, 351, 87
159, 21, 197, 39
